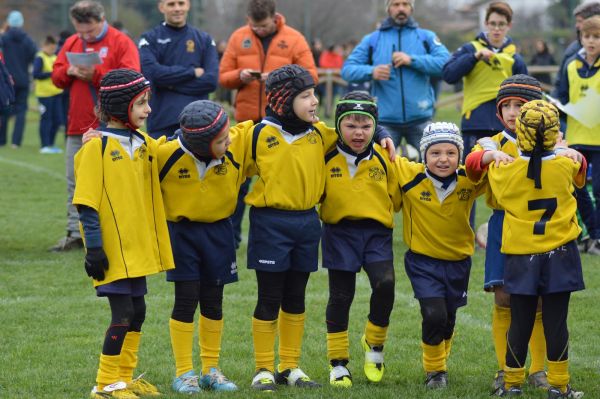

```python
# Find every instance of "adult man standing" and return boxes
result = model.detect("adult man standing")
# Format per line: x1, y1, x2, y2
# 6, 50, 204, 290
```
139, 0, 219, 138
341, 0, 449, 151
219, 0, 318, 248
0, 11, 36, 148
50, 0, 140, 251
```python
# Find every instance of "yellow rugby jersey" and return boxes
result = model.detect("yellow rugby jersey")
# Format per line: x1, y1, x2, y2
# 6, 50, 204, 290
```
566, 58, 600, 146
488, 156, 583, 254
395, 159, 487, 260
73, 131, 175, 287
462, 40, 516, 118
468, 130, 518, 210
320, 144, 402, 228
242, 120, 337, 211
158, 123, 248, 222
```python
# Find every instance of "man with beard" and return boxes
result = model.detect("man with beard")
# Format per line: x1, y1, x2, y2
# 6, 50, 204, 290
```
341, 0, 449, 153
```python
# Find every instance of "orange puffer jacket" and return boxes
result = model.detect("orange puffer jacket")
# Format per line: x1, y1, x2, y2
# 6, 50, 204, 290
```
219, 13, 318, 123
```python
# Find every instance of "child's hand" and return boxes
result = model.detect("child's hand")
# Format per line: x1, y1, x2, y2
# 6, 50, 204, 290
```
557, 148, 582, 163
490, 150, 514, 167
84, 247, 109, 281
82, 128, 102, 144
380, 137, 396, 162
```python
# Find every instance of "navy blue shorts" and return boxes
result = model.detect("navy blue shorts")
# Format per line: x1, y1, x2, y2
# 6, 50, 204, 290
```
322, 219, 393, 272
248, 207, 321, 272
166, 218, 238, 285
96, 277, 147, 297
504, 240, 585, 296
484, 210, 506, 290
404, 250, 471, 311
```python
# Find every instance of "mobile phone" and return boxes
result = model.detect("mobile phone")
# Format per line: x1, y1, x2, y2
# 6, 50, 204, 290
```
249, 71, 262, 78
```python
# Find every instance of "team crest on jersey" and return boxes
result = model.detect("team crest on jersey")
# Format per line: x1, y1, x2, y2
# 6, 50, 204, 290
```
277, 40, 289, 50
369, 167, 384, 181
242, 38, 251, 48
580, 84, 589, 97
456, 188, 472, 201
214, 162, 228, 175
110, 150, 123, 161
266, 135, 280, 148
330, 167, 342, 178
186, 40, 195, 53
137, 146, 146, 159
178, 167, 191, 179
489, 56, 503, 71
420, 191, 432, 201
306, 131, 319, 144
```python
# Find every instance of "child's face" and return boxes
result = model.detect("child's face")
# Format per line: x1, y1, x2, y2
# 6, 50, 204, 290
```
581, 31, 600, 60
500, 99, 525, 131
42, 43, 57, 55
292, 88, 319, 123
425, 143, 459, 177
485, 12, 511, 44
130, 92, 151, 128
339, 115, 375, 153
210, 122, 231, 159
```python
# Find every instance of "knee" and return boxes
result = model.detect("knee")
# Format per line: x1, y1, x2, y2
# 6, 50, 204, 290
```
421, 304, 447, 329
255, 291, 282, 320
281, 293, 305, 314
372, 273, 395, 299
113, 301, 135, 326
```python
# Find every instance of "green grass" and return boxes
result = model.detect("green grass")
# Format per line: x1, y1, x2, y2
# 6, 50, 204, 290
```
0, 103, 599, 399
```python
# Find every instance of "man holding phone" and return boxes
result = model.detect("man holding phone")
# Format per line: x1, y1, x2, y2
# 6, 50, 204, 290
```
219, 0, 317, 249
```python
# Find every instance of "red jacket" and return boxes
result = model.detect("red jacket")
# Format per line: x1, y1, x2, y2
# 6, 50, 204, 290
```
319, 50, 344, 69
52, 25, 140, 135
219, 14, 317, 123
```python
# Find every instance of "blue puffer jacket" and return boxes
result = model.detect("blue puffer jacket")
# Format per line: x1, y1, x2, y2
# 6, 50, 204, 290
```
341, 17, 449, 125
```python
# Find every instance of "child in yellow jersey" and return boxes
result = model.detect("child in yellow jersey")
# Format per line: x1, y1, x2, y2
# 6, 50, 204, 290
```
321, 91, 402, 388
487, 100, 586, 399
157, 100, 249, 393
241, 65, 395, 391
73, 69, 174, 399
394, 122, 487, 389
465, 75, 552, 393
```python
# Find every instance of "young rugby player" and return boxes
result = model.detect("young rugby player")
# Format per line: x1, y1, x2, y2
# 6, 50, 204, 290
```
73, 68, 174, 399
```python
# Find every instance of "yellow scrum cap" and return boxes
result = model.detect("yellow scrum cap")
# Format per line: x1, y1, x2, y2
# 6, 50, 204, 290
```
515, 100, 560, 153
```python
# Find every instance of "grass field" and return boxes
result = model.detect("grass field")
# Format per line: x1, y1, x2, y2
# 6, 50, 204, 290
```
0, 101, 599, 399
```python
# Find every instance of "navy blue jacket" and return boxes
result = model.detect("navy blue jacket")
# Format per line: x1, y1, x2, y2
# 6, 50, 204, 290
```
2, 27, 36, 89
442, 32, 527, 132
139, 23, 219, 135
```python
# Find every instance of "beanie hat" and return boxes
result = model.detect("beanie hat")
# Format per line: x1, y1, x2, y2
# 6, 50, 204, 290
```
179, 100, 229, 159
515, 100, 560, 189
496, 74, 543, 128
99, 69, 150, 130
266, 64, 315, 121
419, 122, 464, 162
7, 11, 24, 28
574, 1, 600, 18
335, 90, 378, 135
386, 0, 414, 9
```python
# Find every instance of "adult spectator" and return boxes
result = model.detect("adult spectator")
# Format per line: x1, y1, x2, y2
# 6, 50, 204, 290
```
139, 0, 219, 138
219, 0, 318, 248
442, 1, 527, 157
341, 0, 449, 150
529, 40, 556, 85
0, 38, 15, 126
0, 11, 36, 148
50, 0, 140, 251
552, 1, 600, 98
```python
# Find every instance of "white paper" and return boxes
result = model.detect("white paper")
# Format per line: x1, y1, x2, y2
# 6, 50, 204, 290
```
546, 92, 600, 128
66, 51, 102, 67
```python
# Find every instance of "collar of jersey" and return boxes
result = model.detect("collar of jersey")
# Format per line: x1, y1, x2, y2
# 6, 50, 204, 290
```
502, 129, 517, 142
262, 117, 313, 143
518, 150, 556, 161
101, 128, 145, 148
178, 136, 223, 169
337, 144, 374, 166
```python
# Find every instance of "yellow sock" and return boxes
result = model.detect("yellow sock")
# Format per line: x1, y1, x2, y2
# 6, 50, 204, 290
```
118, 331, 141, 383
278, 311, 305, 372
252, 317, 277, 372
327, 331, 349, 361
547, 359, 570, 392
504, 366, 526, 388
421, 341, 446, 372
444, 334, 454, 361
364, 320, 388, 347
528, 311, 546, 374
97, 354, 121, 390
169, 318, 194, 377
199, 315, 223, 374
492, 304, 511, 370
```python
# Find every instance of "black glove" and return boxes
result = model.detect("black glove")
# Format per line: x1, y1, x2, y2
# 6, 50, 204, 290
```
84, 247, 109, 281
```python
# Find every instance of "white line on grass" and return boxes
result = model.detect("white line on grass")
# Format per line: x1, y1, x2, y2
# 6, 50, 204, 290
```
0, 156, 63, 180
